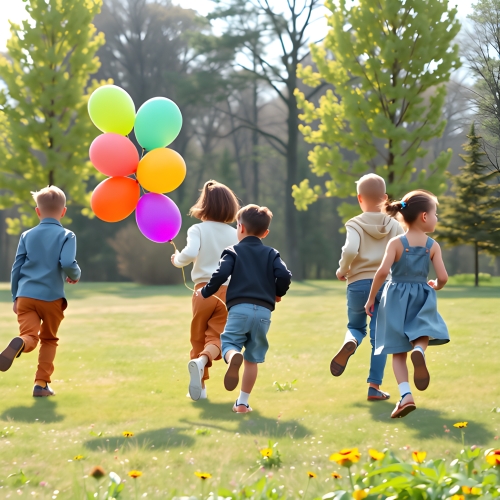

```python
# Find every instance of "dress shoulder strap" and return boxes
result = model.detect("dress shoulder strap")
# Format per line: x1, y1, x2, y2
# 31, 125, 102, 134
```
399, 234, 409, 249
425, 237, 435, 250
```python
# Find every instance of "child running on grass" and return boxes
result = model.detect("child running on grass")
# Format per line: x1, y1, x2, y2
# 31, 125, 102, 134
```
0, 186, 81, 397
171, 180, 239, 401
200, 204, 292, 413
332, 174, 404, 401
365, 190, 449, 419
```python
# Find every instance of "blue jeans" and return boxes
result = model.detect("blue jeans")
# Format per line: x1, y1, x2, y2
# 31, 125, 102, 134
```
345, 279, 387, 385
221, 304, 272, 363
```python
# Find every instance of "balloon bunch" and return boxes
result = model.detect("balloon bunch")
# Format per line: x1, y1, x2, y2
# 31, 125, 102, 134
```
87, 85, 185, 243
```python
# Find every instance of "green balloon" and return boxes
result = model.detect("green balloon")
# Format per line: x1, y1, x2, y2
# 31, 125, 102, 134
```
134, 97, 182, 151
88, 85, 136, 136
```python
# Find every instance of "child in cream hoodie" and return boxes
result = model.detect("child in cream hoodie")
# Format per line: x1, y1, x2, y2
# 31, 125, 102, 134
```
331, 174, 403, 401
171, 180, 239, 401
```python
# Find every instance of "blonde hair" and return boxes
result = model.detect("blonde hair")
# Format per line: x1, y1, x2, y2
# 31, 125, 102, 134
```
31, 186, 66, 214
356, 174, 386, 199
189, 180, 240, 223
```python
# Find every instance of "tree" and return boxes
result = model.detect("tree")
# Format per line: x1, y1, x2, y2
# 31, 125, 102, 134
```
438, 123, 500, 286
465, 0, 500, 174
212, 0, 325, 279
293, 0, 461, 219
0, 0, 106, 233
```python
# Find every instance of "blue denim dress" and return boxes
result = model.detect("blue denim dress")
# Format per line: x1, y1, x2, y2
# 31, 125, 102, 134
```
374, 235, 449, 355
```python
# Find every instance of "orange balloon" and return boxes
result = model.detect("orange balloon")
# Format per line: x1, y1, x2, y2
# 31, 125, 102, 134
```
91, 177, 140, 222
136, 148, 186, 193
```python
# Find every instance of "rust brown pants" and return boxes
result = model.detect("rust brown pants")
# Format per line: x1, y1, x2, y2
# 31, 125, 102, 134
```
191, 283, 228, 381
17, 297, 66, 383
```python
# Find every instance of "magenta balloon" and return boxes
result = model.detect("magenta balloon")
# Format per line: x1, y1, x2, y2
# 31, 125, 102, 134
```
89, 133, 139, 177
135, 193, 182, 243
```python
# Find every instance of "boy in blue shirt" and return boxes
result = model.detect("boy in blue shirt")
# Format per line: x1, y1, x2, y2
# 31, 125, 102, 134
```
201, 204, 292, 413
0, 186, 81, 397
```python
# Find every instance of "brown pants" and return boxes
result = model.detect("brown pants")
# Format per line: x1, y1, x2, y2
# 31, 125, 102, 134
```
17, 297, 66, 383
191, 283, 228, 381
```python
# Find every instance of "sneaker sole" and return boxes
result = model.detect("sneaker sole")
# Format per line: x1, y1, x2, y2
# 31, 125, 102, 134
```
330, 340, 357, 377
187, 360, 203, 401
411, 350, 430, 391
391, 402, 416, 419
224, 352, 243, 391
0, 337, 24, 372
367, 395, 390, 401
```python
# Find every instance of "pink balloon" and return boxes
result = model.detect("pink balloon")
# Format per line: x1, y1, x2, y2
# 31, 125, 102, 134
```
89, 133, 139, 177
135, 193, 182, 243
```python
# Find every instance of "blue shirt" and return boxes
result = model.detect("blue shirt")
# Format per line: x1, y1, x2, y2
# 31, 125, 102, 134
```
11, 218, 81, 302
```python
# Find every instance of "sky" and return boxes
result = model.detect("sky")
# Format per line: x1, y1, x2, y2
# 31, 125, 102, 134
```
0, 0, 474, 51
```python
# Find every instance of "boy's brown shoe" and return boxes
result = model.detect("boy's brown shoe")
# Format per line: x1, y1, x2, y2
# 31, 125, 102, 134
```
33, 384, 55, 397
330, 339, 357, 377
0, 337, 25, 372
224, 352, 243, 391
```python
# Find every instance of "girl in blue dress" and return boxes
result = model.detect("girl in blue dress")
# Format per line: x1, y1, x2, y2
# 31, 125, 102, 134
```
364, 190, 449, 419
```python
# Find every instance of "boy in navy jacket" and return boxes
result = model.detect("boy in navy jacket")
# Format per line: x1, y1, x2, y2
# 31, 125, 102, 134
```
201, 204, 292, 413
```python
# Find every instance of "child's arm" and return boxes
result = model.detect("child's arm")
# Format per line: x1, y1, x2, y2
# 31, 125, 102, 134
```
364, 238, 398, 316
428, 242, 448, 290
200, 251, 235, 298
274, 253, 292, 298
60, 232, 81, 284
337, 226, 361, 280
11, 235, 27, 306
171, 226, 200, 268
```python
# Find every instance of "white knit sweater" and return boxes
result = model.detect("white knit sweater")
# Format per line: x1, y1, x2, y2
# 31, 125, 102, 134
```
173, 221, 238, 285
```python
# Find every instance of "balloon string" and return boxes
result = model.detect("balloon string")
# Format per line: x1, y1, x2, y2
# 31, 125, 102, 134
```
169, 240, 227, 309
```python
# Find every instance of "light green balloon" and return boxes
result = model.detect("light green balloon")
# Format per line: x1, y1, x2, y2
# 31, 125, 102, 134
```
88, 85, 136, 136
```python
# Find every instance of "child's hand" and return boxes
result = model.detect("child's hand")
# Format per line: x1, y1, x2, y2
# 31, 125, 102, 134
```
170, 253, 177, 264
336, 268, 347, 281
66, 277, 79, 284
364, 299, 375, 317
12, 300, 17, 314
427, 279, 443, 290
275, 296, 282, 303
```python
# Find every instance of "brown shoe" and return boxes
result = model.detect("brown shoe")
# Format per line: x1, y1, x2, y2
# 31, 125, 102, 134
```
224, 352, 243, 391
330, 339, 357, 377
0, 337, 24, 372
411, 349, 430, 391
391, 395, 416, 418
33, 384, 55, 397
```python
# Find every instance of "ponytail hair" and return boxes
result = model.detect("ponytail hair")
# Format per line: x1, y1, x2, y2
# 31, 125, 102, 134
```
384, 190, 438, 224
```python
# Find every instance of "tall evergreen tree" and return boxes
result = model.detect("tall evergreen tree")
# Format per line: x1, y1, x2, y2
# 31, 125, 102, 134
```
438, 123, 500, 286
0, 0, 106, 233
293, 0, 461, 219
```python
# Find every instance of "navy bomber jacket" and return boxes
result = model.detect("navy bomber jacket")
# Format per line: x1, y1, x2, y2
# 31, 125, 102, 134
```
200, 236, 292, 311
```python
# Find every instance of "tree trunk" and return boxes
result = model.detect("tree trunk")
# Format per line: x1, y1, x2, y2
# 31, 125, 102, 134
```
252, 53, 259, 203
286, 92, 302, 280
474, 241, 479, 287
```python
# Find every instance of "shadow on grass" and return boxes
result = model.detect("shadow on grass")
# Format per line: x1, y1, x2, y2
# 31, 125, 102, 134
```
355, 400, 496, 445
0, 398, 64, 423
180, 400, 311, 439
84, 427, 196, 451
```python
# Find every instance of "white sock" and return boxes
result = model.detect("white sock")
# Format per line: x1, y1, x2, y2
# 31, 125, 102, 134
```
413, 346, 425, 357
398, 382, 411, 397
237, 391, 250, 406
200, 387, 207, 399
197, 355, 209, 369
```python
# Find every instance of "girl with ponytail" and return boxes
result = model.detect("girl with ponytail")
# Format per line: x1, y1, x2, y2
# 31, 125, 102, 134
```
364, 190, 450, 418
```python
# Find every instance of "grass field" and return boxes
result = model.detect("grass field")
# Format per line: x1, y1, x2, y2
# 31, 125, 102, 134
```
0, 280, 498, 499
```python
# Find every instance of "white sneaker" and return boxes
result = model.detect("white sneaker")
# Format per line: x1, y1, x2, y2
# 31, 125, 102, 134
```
187, 359, 204, 401
186, 388, 207, 399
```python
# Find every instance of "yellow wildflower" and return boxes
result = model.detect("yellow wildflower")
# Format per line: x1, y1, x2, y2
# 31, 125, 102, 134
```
486, 449, 500, 466
412, 451, 427, 464
260, 448, 273, 458
128, 470, 142, 479
73, 455, 84, 461
122, 431, 134, 438
352, 489, 368, 500
330, 448, 361, 466
368, 448, 385, 461
453, 422, 468, 429
462, 485, 481, 495
194, 472, 212, 480
307, 471, 317, 478
331, 471, 342, 479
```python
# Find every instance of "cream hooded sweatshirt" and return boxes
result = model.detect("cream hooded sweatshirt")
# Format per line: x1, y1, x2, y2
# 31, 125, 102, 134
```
338, 212, 404, 284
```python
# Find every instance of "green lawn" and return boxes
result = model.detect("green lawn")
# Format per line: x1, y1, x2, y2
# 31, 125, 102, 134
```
0, 280, 498, 499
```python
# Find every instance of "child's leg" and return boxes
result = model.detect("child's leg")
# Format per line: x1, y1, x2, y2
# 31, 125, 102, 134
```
34, 299, 65, 396
391, 352, 416, 419
367, 284, 389, 399
410, 336, 430, 391
331, 281, 368, 377
234, 360, 258, 412
1, 298, 41, 373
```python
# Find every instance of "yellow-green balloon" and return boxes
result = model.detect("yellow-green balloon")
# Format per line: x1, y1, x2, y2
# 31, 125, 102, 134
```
88, 85, 136, 136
